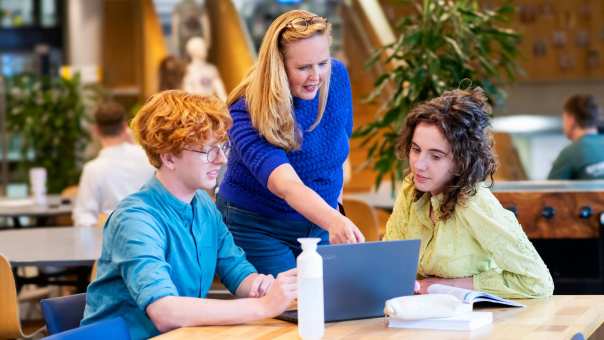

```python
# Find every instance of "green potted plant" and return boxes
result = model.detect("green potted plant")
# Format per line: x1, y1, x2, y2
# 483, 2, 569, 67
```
5, 73, 97, 193
354, 0, 521, 188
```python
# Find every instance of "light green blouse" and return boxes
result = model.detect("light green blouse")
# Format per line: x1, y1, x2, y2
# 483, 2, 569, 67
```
384, 176, 554, 299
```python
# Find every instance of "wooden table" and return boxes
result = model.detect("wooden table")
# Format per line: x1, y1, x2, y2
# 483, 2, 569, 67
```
151, 296, 604, 340
0, 226, 102, 292
0, 226, 102, 267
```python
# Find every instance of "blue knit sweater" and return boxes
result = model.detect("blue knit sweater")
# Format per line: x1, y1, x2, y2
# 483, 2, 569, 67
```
219, 59, 352, 221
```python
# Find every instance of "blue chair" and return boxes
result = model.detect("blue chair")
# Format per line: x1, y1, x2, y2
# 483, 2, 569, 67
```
42, 317, 130, 340
40, 293, 87, 335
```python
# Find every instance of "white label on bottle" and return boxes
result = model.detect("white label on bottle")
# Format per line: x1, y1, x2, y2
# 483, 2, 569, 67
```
297, 256, 322, 278
298, 276, 324, 339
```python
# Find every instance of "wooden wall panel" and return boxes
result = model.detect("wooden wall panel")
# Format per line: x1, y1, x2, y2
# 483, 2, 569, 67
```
494, 191, 604, 239
380, 0, 604, 81
493, 132, 528, 181
141, 0, 167, 99
102, 0, 140, 91
102, 0, 167, 101
206, 0, 255, 94
342, 0, 397, 192
512, 0, 604, 81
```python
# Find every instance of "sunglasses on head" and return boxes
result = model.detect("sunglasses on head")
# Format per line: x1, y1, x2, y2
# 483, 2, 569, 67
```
285, 15, 327, 32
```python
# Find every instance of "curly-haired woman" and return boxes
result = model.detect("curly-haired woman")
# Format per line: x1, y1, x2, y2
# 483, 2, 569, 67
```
81, 91, 297, 340
384, 88, 554, 299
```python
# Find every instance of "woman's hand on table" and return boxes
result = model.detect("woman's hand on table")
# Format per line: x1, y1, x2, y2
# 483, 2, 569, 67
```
416, 277, 473, 294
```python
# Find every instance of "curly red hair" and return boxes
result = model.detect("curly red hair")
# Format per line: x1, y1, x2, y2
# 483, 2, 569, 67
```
131, 90, 232, 168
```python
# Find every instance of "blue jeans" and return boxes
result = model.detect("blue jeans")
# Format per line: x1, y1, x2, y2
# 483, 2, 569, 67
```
216, 196, 329, 277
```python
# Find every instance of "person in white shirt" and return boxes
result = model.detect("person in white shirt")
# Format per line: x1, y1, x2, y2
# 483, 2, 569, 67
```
73, 102, 155, 227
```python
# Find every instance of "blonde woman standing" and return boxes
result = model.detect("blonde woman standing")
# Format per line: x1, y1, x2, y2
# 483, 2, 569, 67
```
217, 10, 364, 277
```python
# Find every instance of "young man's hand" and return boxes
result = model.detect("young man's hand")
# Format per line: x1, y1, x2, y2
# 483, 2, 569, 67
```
248, 273, 274, 298
260, 268, 298, 316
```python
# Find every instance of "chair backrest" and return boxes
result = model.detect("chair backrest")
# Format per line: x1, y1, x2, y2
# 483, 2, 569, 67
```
40, 293, 87, 335
342, 198, 381, 241
60, 185, 79, 200
97, 213, 108, 228
42, 317, 130, 340
90, 261, 98, 282
0, 253, 27, 339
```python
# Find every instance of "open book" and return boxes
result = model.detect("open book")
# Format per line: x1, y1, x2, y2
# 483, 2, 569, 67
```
385, 284, 524, 331
427, 284, 525, 308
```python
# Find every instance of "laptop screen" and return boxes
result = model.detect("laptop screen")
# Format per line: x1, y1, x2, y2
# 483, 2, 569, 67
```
278, 239, 420, 323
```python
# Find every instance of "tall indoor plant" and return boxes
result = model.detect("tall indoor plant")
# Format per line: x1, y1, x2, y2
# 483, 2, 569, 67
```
5, 73, 95, 193
354, 0, 521, 188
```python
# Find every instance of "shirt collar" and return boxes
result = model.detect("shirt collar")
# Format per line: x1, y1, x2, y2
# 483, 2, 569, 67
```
145, 176, 194, 223
413, 192, 431, 226
413, 191, 445, 226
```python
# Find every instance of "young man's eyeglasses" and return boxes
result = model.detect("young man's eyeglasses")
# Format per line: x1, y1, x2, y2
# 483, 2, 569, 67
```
286, 15, 327, 32
184, 142, 231, 163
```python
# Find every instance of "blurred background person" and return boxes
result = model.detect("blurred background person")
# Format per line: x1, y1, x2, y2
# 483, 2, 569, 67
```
159, 55, 187, 91
548, 94, 604, 180
182, 37, 227, 101
172, 0, 211, 57
72, 101, 154, 227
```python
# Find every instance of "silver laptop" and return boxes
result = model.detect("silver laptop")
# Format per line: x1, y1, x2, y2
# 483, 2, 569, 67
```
278, 239, 420, 323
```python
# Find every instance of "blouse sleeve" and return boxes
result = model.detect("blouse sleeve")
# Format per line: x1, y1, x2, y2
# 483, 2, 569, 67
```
460, 189, 554, 298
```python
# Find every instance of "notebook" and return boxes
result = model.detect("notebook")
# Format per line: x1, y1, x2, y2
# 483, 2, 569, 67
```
387, 311, 493, 331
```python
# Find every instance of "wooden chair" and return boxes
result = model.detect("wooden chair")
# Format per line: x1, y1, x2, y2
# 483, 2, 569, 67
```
96, 213, 108, 229
50, 185, 79, 226
342, 198, 381, 241
0, 254, 43, 339
89, 262, 97, 283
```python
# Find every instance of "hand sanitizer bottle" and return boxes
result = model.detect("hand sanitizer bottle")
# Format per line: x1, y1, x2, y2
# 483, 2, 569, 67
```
297, 238, 324, 340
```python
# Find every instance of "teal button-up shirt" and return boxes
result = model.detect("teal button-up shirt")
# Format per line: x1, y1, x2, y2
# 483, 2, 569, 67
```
81, 176, 256, 340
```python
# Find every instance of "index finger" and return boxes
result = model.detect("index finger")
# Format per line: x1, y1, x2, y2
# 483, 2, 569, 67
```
345, 227, 355, 244
353, 227, 365, 243
249, 275, 264, 297
258, 275, 274, 296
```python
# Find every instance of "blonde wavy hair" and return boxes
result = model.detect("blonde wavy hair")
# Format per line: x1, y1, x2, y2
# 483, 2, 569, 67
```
227, 9, 332, 151
131, 90, 232, 168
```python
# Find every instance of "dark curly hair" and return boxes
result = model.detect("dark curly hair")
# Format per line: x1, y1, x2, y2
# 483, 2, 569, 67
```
396, 87, 497, 221
563, 94, 600, 128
